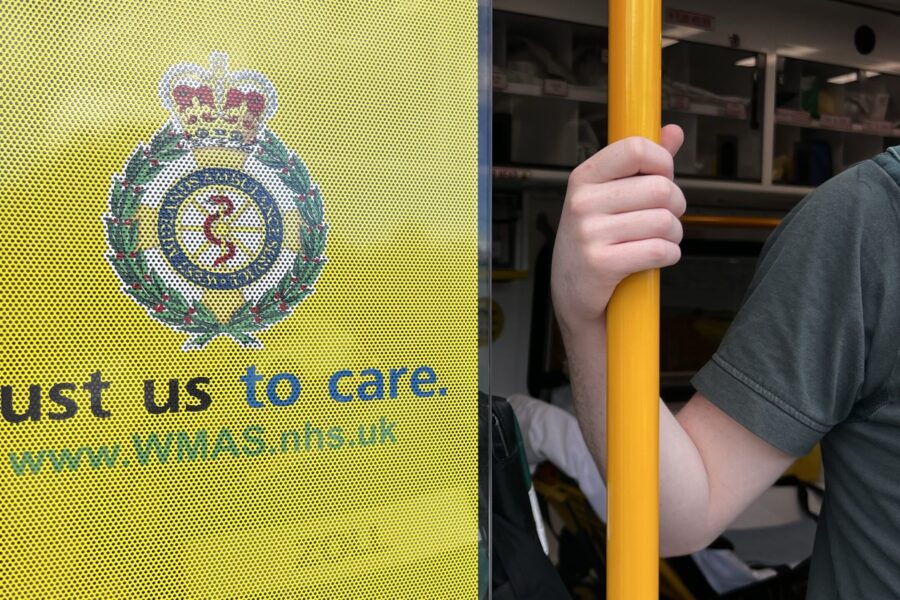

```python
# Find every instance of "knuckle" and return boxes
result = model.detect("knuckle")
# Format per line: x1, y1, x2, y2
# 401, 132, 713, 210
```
647, 238, 668, 263
592, 244, 618, 271
648, 209, 672, 235
568, 165, 584, 188
670, 216, 684, 244
648, 238, 671, 263
670, 186, 687, 216
567, 189, 592, 217
652, 239, 680, 266
668, 243, 682, 265
663, 209, 679, 236
661, 151, 675, 177
586, 244, 607, 270
623, 136, 646, 166
575, 218, 595, 243
648, 176, 672, 204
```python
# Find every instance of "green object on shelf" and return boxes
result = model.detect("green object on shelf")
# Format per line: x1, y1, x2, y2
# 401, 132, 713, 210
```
801, 74, 820, 119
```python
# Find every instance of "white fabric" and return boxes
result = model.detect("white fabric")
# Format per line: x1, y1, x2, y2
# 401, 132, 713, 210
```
691, 549, 763, 594
508, 393, 607, 521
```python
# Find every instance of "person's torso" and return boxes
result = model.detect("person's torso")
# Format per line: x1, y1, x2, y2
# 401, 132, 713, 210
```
807, 149, 900, 599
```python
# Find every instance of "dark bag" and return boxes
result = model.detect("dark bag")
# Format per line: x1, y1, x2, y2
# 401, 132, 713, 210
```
488, 394, 571, 600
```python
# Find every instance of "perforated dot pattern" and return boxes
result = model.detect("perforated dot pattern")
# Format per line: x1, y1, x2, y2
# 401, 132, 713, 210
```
0, 0, 479, 597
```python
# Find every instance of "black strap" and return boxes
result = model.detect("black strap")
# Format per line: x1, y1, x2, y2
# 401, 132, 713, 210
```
774, 475, 824, 523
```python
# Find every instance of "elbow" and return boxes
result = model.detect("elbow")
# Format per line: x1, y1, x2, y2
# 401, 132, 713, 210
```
659, 519, 722, 558
660, 534, 716, 558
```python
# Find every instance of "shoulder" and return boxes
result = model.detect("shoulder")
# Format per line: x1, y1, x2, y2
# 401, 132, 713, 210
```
768, 157, 900, 253
796, 157, 900, 223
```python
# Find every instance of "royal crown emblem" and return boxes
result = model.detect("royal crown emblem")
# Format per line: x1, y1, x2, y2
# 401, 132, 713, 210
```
104, 52, 328, 350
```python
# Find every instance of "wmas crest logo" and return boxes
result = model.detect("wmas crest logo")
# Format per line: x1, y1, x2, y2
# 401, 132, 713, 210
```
104, 53, 328, 350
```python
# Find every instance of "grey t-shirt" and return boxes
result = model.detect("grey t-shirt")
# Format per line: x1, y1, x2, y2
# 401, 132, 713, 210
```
692, 149, 900, 599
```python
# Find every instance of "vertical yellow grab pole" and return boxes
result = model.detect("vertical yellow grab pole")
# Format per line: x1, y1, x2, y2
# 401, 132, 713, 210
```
606, 0, 661, 599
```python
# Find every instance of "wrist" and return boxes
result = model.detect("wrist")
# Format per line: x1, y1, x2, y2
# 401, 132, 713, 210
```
557, 309, 606, 343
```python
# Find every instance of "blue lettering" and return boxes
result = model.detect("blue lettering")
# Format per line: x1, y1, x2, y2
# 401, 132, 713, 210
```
357, 369, 384, 401
240, 365, 265, 408
389, 367, 408, 398
266, 372, 301, 407
329, 370, 354, 403
410, 366, 437, 398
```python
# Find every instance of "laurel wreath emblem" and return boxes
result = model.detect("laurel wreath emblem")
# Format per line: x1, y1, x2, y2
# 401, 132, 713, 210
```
104, 125, 328, 350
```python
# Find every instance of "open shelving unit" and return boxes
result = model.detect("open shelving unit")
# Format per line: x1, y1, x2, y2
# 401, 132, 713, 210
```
773, 57, 900, 185
491, 9, 900, 198
493, 10, 767, 182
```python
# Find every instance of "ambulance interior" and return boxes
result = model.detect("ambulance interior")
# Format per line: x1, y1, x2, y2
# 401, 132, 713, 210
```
481, 0, 900, 596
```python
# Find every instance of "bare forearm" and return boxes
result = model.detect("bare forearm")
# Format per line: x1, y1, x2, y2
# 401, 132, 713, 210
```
564, 317, 609, 473
561, 316, 714, 556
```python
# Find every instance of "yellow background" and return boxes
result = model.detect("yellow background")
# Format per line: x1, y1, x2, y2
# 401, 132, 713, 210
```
0, 0, 479, 597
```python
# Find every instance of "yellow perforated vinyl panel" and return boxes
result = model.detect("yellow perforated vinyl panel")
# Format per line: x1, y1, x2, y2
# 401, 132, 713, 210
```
0, 1, 479, 597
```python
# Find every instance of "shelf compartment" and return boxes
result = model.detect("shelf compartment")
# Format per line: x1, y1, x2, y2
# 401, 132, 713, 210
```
495, 77, 752, 122
774, 56, 900, 186
776, 108, 900, 137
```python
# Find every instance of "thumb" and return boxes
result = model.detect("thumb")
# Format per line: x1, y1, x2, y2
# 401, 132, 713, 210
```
659, 124, 684, 157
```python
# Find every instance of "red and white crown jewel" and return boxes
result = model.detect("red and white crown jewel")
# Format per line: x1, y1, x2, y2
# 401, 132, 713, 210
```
158, 52, 278, 149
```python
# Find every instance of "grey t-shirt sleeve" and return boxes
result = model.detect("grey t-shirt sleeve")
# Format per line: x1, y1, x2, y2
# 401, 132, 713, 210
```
692, 160, 900, 456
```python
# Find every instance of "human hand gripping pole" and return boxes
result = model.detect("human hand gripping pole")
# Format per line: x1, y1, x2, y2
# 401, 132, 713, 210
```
551, 127, 686, 331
